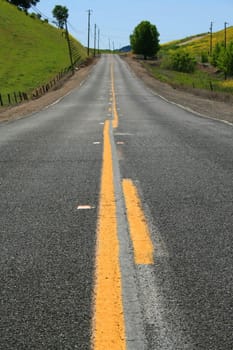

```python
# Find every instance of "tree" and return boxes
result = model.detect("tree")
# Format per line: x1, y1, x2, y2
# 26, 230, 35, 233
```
209, 41, 233, 78
210, 42, 224, 67
7, 0, 39, 9
130, 21, 160, 59
217, 41, 233, 77
52, 5, 69, 29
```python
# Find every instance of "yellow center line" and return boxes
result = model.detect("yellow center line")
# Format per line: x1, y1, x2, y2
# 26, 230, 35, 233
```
111, 63, 119, 129
122, 179, 154, 265
92, 121, 126, 349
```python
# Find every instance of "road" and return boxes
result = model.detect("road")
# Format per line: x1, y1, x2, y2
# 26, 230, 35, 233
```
0, 54, 233, 349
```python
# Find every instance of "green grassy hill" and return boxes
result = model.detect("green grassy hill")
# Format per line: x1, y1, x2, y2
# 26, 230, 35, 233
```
0, 0, 87, 99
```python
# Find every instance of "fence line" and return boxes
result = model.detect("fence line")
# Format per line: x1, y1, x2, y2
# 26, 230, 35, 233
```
0, 59, 85, 108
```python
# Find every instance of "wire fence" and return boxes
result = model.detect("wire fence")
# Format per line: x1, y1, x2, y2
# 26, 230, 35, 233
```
0, 58, 85, 108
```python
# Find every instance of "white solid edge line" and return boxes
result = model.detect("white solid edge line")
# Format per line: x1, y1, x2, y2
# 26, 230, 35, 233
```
150, 89, 233, 127
44, 77, 87, 110
123, 58, 233, 127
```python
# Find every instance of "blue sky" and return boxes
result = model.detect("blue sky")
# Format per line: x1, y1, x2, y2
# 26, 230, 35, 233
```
35, 0, 233, 49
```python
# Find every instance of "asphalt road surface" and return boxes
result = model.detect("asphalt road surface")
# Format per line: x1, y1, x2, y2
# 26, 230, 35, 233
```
1, 55, 233, 350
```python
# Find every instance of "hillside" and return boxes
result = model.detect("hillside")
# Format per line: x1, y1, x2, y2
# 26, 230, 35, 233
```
136, 26, 233, 97
0, 0, 87, 99
162, 27, 233, 56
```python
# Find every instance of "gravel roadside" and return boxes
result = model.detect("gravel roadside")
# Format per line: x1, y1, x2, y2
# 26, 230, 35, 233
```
122, 55, 233, 125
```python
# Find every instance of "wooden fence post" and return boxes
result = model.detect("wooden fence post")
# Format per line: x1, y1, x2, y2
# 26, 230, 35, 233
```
14, 92, 18, 103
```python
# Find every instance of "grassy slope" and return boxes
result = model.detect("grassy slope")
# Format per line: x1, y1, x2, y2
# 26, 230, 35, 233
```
162, 27, 233, 56
0, 0, 87, 95
144, 27, 233, 94
179, 27, 233, 56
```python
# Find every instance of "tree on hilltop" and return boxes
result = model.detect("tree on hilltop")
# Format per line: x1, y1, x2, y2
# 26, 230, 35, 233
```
52, 5, 69, 29
7, 0, 40, 10
130, 21, 160, 60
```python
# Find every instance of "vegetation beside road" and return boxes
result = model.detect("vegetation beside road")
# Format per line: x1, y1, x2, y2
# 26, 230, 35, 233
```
131, 24, 233, 96
0, 0, 87, 99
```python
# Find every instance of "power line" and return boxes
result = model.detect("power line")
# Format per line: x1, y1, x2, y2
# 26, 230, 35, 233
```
30, 5, 53, 22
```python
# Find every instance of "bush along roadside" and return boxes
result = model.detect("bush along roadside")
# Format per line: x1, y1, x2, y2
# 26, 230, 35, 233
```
142, 56, 233, 97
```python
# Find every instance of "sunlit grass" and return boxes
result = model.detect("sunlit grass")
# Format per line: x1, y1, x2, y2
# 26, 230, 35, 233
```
162, 27, 233, 57
151, 26, 233, 95
0, 0, 87, 96
143, 62, 233, 94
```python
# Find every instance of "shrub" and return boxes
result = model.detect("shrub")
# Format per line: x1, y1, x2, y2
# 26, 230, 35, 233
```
210, 42, 224, 67
30, 12, 36, 19
201, 52, 208, 63
164, 50, 196, 73
217, 41, 233, 76
210, 41, 233, 77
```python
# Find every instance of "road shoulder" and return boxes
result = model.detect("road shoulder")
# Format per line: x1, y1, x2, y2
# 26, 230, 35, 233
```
0, 58, 98, 123
122, 55, 233, 125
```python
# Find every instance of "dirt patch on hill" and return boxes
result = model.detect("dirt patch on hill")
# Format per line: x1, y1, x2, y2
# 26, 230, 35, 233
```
122, 55, 233, 125
178, 35, 207, 46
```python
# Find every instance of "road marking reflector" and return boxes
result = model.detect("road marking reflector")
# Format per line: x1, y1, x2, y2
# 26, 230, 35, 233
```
116, 141, 125, 145
92, 121, 126, 349
122, 179, 154, 265
93, 142, 101, 145
77, 205, 95, 210
114, 133, 133, 136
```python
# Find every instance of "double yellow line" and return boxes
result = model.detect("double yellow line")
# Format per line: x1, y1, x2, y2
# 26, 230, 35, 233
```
92, 120, 126, 349
92, 62, 154, 349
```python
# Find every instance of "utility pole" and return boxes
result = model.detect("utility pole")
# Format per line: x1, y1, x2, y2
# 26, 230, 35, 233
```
98, 28, 100, 55
209, 21, 213, 55
94, 23, 97, 57
224, 22, 228, 48
87, 9, 92, 56
65, 20, 74, 74
109, 38, 111, 52
112, 41, 115, 52
224, 22, 229, 80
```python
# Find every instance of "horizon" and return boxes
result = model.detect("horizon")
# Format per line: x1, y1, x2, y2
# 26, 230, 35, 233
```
29, 1, 233, 50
